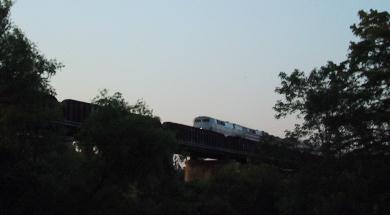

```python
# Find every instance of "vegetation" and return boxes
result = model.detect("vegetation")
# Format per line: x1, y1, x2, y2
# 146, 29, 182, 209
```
0, 0, 70, 213
0, 0, 389, 214
74, 90, 178, 214
272, 9, 390, 214
274, 10, 390, 156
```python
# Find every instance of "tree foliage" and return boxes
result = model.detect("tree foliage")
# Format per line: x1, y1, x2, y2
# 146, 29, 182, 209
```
76, 90, 178, 214
0, 1, 73, 214
0, 0, 62, 147
274, 10, 390, 156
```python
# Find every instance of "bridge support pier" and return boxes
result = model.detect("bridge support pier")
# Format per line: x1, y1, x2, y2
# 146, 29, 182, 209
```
184, 159, 236, 182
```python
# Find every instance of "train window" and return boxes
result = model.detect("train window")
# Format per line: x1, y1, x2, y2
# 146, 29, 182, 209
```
217, 120, 225, 126
195, 119, 201, 122
202, 119, 209, 122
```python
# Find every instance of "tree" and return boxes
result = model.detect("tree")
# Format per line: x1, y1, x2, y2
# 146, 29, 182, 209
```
0, 0, 62, 149
274, 10, 390, 156
0, 1, 74, 214
76, 90, 177, 214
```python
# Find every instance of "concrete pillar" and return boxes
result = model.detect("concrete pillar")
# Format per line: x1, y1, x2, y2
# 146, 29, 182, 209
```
184, 159, 225, 182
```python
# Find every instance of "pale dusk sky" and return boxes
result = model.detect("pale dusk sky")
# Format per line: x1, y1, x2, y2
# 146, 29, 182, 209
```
11, 1, 390, 136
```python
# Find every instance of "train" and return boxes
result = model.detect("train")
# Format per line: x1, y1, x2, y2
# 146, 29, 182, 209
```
60, 99, 267, 143
193, 116, 265, 142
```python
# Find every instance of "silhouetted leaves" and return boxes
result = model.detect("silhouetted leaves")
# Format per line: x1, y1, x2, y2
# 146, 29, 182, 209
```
0, 1, 73, 214
274, 10, 390, 156
76, 90, 178, 214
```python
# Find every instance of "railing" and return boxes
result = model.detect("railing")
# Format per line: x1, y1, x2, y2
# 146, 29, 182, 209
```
163, 122, 257, 158
59, 99, 317, 166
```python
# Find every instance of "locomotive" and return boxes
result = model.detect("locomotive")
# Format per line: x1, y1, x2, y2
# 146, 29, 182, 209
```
193, 116, 264, 142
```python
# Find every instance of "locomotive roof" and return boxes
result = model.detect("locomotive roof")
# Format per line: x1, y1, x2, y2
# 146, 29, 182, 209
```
194, 116, 262, 132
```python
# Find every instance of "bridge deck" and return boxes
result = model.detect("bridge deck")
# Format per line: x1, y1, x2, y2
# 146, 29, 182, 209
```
59, 99, 319, 167
163, 122, 257, 160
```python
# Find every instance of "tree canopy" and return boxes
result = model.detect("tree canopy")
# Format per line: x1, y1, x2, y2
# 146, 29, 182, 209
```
0, 1, 72, 214
75, 90, 178, 214
274, 10, 390, 156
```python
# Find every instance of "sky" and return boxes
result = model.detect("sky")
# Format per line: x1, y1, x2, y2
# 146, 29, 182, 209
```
10, 0, 390, 137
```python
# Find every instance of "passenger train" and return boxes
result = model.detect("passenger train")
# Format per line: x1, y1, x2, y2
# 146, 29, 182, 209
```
193, 116, 264, 142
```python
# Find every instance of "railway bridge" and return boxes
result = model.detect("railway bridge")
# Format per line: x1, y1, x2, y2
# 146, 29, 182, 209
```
60, 99, 318, 180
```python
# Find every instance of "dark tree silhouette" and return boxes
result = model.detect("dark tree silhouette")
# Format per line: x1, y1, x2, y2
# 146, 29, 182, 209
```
0, 1, 74, 214
76, 90, 177, 214
274, 10, 390, 156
